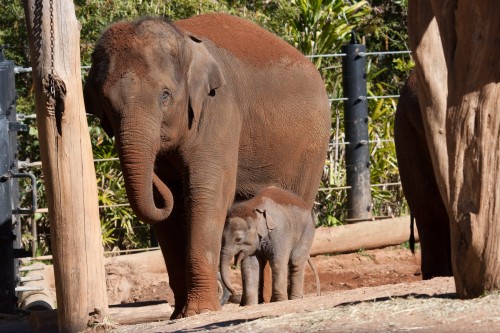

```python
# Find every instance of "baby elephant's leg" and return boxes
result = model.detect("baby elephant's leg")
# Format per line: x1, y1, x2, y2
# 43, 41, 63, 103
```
288, 257, 307, 299
240, 255, 260, 306
270, 258, 289, 302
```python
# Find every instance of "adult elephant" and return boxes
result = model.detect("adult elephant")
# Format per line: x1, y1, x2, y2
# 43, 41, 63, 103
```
84, 13, 330, 318
394, 70, 452, 279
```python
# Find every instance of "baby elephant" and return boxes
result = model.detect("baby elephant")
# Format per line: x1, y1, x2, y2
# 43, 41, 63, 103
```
220, 186, 320, 306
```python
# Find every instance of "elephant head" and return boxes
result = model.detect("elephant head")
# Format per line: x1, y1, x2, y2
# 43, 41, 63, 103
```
84, 18, 225, 224
219, 207, 275, 295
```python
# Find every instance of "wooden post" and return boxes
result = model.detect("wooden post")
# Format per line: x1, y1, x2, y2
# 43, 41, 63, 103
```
408, 0, 500, 298
23, 0, 108, 331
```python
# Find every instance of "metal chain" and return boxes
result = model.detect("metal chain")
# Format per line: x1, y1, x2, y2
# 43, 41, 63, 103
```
48, 0, 55, 98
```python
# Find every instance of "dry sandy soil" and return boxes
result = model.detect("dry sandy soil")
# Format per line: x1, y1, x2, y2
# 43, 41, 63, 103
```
104, 246, 500, 333
2, 246, 500, 333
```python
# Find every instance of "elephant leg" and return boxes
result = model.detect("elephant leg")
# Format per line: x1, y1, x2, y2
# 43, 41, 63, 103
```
288, 224, 314, 300
416, 204, 452, 279
182, 212, 225, 316
240, 255, 260, 306
181, 160, 237, 317
288, 258, 307, 300
152, 208, 188, 319
394, 79, 452, 280
270, 258, 289, 302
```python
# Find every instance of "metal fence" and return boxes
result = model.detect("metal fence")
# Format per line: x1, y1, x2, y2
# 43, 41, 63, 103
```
8, 47, 412, 257
0, 48, 39, 313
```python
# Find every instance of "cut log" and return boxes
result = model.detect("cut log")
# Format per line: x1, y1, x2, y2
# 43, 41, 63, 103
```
108, 303, 172, 325
310, 216, 418, 256
28, 303, 172, 332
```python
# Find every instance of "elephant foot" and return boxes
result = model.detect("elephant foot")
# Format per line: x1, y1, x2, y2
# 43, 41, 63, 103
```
170, 307, 184, 320
171, 298, 221, 318
270, 295, 287, 302
289, 294, 304, 300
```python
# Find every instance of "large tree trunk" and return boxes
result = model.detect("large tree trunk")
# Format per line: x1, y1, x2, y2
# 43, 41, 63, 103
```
408, 0, 500, 298
23, 0, 108, 331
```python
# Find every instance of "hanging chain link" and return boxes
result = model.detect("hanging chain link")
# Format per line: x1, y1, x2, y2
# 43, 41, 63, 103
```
48, 0, 55, 98
40, 0, 65, 136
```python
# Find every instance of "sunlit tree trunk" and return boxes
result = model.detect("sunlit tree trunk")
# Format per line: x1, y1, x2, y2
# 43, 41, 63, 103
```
408, 0, 500, 298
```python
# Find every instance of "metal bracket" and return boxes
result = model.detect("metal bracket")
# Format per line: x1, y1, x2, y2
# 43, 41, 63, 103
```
9, 122, 28, 132
13, 248, 31, 258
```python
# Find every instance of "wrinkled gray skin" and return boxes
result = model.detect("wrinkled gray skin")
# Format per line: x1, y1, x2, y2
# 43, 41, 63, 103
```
84, 14, 330, 318
220, 187, 316, 305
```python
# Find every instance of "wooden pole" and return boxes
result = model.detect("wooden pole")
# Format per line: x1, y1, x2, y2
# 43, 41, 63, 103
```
408, 0, 500, 298
23, 0, 108, 331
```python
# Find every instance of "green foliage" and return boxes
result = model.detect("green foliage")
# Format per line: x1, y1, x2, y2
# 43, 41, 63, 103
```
1, 0, 413, 253
286, 0, 370, 64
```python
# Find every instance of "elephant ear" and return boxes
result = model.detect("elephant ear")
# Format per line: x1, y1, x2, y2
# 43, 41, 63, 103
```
185, 35, 226, 122
84, 65, 114, 137
255, 208, 276, 237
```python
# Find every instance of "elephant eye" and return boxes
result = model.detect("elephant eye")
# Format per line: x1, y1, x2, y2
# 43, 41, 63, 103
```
159, 89, 172, 107
235, 237, 243, 244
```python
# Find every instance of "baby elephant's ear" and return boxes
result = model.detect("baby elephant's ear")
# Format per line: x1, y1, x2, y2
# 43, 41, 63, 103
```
256, 208, 276, 231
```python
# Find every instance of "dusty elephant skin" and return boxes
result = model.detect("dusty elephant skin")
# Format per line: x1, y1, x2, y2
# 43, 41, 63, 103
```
394, 71, 452, 279
220, 186, 317, 306
84, 14, 330, 318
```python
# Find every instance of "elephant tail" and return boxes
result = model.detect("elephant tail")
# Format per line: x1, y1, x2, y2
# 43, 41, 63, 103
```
307, 256, 321, 297
409, 213, 416, 254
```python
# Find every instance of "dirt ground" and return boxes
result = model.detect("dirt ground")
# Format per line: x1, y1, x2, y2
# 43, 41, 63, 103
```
125, 245, 424, 305
3, 245, 500, 333
106, 246, 500, 333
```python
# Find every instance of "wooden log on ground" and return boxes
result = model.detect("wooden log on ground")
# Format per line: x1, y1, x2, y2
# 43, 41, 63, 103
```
28, 303, 172, 331
23, 0, 108, 331
108, 303, 172, 325
310, 216, 418, 256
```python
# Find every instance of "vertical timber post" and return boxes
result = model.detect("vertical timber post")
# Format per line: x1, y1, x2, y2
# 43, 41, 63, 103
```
342, 37, 372, 222
23, 0, 109, 331
0, 48, 17, 314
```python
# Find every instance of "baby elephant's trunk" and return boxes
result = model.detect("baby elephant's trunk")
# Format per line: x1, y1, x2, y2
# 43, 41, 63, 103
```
220, 252, 237, 296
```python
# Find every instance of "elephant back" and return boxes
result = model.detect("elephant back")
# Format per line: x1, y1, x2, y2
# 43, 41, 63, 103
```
175, 13, 312, 68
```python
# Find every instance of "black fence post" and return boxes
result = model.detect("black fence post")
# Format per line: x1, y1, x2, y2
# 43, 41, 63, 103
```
342, 37, 372, 222
0, 48, 18, 314
0, 48, 33, 314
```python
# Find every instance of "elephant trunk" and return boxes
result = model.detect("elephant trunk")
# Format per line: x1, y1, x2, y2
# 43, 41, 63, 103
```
220, 250, 237, 296
116, 123, 173, 224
